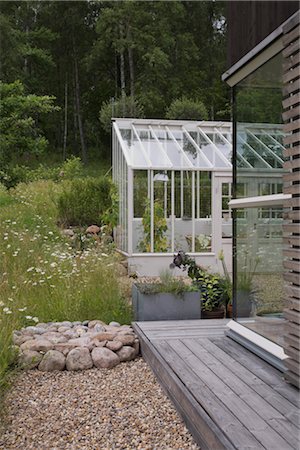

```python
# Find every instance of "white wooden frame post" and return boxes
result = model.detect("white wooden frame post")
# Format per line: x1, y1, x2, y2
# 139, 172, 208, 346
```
127, 167, 133, 256
192, 170, 195, 252
150, 169, 154, 253
171, 170, 175, 252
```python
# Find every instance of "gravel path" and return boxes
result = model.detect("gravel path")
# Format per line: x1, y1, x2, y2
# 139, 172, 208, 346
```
0, 358, 199, 450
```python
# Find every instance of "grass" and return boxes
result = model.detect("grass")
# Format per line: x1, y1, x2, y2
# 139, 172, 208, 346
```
0, 178, 132, 401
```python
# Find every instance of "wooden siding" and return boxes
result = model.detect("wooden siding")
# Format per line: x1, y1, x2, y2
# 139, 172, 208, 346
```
133, 320, 300, 450
227, 2, 299, 67
282, 11, 300, 389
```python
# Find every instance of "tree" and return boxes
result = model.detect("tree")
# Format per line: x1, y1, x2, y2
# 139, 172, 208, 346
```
99, 95, 144, 133
0, 80, 59, 166
165, 97, 208, 121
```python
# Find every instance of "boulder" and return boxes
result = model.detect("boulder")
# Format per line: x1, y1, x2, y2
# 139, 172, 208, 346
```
13, 334, 33, 346
66, 348, 93, 371
92, 332, 116, 342
67, 337, 94, 350
109, 321, 121, 328
106, 340, 123, 352
39, 350, 66, 371
20, 339, 53, 353
115, 334, 135, 346
19, 350, 43, 369
91, 347, 120, 369
88, 320, 106, 329
117, 346, 136, 362
86, 225, 100, 235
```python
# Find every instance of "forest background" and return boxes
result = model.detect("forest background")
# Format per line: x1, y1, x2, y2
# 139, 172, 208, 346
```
0, 0, 229, 171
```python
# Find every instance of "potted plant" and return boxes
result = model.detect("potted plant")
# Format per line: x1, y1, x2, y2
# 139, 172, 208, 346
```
236, 250, 260, 317
171, 251, 228, 319
132, 271, 201, 321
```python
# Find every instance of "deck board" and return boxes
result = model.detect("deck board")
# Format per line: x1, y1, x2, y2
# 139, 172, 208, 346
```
133, 320, 299, 450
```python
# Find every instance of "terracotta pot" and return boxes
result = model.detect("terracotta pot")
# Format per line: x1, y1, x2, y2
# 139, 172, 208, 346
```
201, 307, 225, 319
227, 304, 233, 318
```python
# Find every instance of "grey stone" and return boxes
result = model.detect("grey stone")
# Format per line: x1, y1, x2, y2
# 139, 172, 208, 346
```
106, 340, 123, 352
43, 334, 68, 345
66, 348, 93, 371
94, 324, 106, 333
67, 337, 94, 350
57, 326, 70, 333
92, 332, 116, 342
88, 320, 105, 329
63, 330, 79, 339
60, 321, 73, 328
117, 346, 136, 362
20, 339, 53, 353
82, 320, 89, 326
72, 321, 82, 327
91, 347, 120, 369
109, 321, 121, 327
19, 350, 43, 369
39, 350, 66, 371
25, 326, 46, 335
13, 334, 33, 346
115, 334, 135, 346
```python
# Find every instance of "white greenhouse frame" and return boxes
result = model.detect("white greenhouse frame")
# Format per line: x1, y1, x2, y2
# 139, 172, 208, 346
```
112, 118, 284, 276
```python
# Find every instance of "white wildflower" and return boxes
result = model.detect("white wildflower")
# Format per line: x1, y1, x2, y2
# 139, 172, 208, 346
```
27, 267, 35, 272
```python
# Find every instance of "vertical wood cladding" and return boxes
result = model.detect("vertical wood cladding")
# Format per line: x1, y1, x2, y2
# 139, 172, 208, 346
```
282, 11, 300, 389
227, 2, 299, 67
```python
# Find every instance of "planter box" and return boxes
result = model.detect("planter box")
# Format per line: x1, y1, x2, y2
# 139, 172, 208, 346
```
132, 284, 201, 321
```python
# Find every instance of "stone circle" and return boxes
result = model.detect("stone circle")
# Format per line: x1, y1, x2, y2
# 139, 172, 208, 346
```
14, 320, 140, 372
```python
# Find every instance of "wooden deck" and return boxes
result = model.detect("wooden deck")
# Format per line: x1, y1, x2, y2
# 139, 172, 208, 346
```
133, 319, 300, 450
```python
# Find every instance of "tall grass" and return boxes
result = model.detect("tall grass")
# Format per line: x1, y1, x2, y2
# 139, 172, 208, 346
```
0, 180, 132, 398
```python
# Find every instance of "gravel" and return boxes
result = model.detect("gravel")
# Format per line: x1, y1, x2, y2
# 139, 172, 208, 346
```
0, 358, 199, 450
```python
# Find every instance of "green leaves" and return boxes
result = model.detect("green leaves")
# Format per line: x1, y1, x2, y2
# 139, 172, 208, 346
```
0, 81, 59, 166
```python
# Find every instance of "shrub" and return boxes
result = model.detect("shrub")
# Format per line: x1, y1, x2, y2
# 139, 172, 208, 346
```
60, 156, 83, 180
166, 97, 208, 121
57, 176, 114, 226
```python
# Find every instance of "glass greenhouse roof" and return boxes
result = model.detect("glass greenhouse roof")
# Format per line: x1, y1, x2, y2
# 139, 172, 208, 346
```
113, 119, 284, 171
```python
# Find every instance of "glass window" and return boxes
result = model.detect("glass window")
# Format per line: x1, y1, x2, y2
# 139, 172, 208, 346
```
233, 52, 287, 345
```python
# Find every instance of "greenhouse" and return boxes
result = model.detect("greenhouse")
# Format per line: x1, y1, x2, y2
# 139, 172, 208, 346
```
112, 119, 285, 276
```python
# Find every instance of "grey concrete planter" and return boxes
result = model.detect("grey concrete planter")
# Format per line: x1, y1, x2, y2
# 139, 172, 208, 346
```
132, 284, 201, 321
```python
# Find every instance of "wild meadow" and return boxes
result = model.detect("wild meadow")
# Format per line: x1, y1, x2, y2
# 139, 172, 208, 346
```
0, 178, 132, 396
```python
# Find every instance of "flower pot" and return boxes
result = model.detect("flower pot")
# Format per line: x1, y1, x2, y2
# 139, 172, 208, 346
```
201, 307, 225, 319
236, 290, 253, 317
132, 284, 201, 321
227, 304, 233, 318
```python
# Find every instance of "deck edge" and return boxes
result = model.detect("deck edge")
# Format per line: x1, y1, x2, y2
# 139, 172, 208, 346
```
133, 322, 236, 450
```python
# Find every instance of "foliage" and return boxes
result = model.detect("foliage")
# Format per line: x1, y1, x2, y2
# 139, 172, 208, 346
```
0, 180, 132, 397
0, 1, 229, 161
102, 183, 119, 233
60, 156, 83, 179
136, 271, 189, 297
139, 199, 168, 253
171, 251, 228, 311
218, 249, 232, 305
100, 95, 144, 133
0, 80, 59, 167
165, 97, 208, 121
56, 176, 113, 226
237, 249, 260, 292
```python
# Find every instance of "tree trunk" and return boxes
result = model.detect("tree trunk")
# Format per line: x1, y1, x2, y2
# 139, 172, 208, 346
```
72, 35, 88, 164
63, 78, 68, 161
127, 26, 135, 100
119, 23, 126, 116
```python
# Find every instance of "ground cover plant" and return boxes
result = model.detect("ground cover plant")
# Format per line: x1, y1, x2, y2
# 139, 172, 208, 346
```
0, 178, 132, 400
